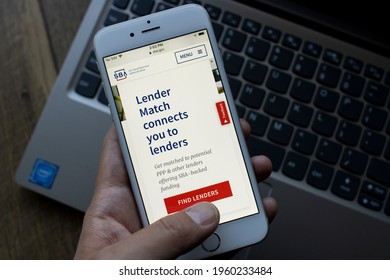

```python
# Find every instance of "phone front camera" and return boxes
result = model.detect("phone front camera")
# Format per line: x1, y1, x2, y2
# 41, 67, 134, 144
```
130, 33, 135, 37
147, 20, 151, 24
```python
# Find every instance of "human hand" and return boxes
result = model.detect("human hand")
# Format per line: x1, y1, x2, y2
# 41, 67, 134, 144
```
74, 121, 277, 259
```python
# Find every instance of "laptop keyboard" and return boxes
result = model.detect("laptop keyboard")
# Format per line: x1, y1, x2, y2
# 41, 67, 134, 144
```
74, 0, 390, 222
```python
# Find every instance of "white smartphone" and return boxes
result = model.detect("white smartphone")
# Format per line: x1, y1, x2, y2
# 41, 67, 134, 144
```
94, 4, 268, 259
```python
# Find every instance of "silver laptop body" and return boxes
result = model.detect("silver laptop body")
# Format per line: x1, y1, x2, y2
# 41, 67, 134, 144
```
16, 0, 390, 258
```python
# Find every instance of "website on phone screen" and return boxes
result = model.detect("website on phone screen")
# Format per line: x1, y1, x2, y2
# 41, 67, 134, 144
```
104, 30, 258, 224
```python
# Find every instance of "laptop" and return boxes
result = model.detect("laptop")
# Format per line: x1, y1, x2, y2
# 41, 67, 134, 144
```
16, 0, 390, 259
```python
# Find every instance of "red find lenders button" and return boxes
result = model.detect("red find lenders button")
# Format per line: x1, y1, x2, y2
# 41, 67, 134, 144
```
164, 181, 233, 214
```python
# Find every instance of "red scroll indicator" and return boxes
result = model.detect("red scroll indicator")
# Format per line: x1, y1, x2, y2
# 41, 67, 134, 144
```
164, 181, 233, 214
216, 101, 231, 125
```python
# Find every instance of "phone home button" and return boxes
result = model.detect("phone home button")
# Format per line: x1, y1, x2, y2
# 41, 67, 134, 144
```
201, 233, 221, 252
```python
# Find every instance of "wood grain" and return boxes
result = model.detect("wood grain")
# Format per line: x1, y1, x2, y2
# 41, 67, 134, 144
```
0, 0, 89, 259
39, 0, 90, 70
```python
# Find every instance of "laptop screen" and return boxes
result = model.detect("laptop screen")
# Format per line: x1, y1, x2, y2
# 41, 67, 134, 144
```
239, 0, 390, 56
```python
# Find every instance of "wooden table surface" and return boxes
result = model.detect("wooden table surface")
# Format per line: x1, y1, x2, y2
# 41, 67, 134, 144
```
0, 0, 91, 259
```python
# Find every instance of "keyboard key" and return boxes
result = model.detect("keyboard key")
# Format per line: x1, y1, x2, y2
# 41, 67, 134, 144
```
312, 111, 338, 137
362, 106, 387, 130
340, 148, 368, 175
86, 51, 99, 74
246, 111, 269, 136
228, 77, 242, 99
204, 4, 221, 20
264, 93, 289, 118
316, 63, 342, 88
246, 37, 270, 61
361, 181, 387, 201
289, 78, 315, 103
386, 72, 390, 86
262, 26, 281, 42
212, 22, 224, 41
307, 161, 334, 190
367, 158, 390, 186
340, 72, 365, 97
155, 2, 172, 12
385, 140, 390, 160
242, 19, 261, 35
316, 139, 342, 164
104, 9, 129, 26
131, 0, 155, 16
385, 198, 390, 217
242, 60, 268, 84
282, 33, 302, 50
291, 129, 318, 154
269, 46, 294, 70
182, 0, 201, 4
222, 11, 241, 27
364, 64, 384, 81
164, 0, 180, 4
266, 69, 292, 93
338, 96, 363, 121
114, 0, 130, 9
288, 103, 314, 127
360, 130, 386, 155
98, 88, 108, 105
358, 194, 383, 211
364, 81, 389, 106
282, 152, 309, 180
222, 28, 247, 52
222, 51, 244, 75
314, 87, 339, 112
235, 104, 246, 118
303, 41, 322, 58
331, 171, 360, 200
75, 72, 100, 98
293, 54, 318, 79
247, 137, 285, 171
343, 56, 363, 73
239, 84, 265, 109
323, 49, 343, 65
336, 121, 362, 146
268, 120, 294, 145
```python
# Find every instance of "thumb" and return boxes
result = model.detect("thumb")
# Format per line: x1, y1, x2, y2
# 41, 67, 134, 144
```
102, 202, 220, 259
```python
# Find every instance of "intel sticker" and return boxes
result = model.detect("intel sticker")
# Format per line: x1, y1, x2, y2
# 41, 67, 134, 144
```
29, 159, 59, 189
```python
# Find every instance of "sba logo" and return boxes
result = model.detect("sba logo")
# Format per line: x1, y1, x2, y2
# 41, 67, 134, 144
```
114, 69, 127, 81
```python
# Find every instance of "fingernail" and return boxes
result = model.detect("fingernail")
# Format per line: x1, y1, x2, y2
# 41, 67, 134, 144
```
186, 202, 219, 226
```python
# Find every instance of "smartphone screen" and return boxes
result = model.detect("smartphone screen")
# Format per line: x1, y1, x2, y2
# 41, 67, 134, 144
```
103, 29, 259, 224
